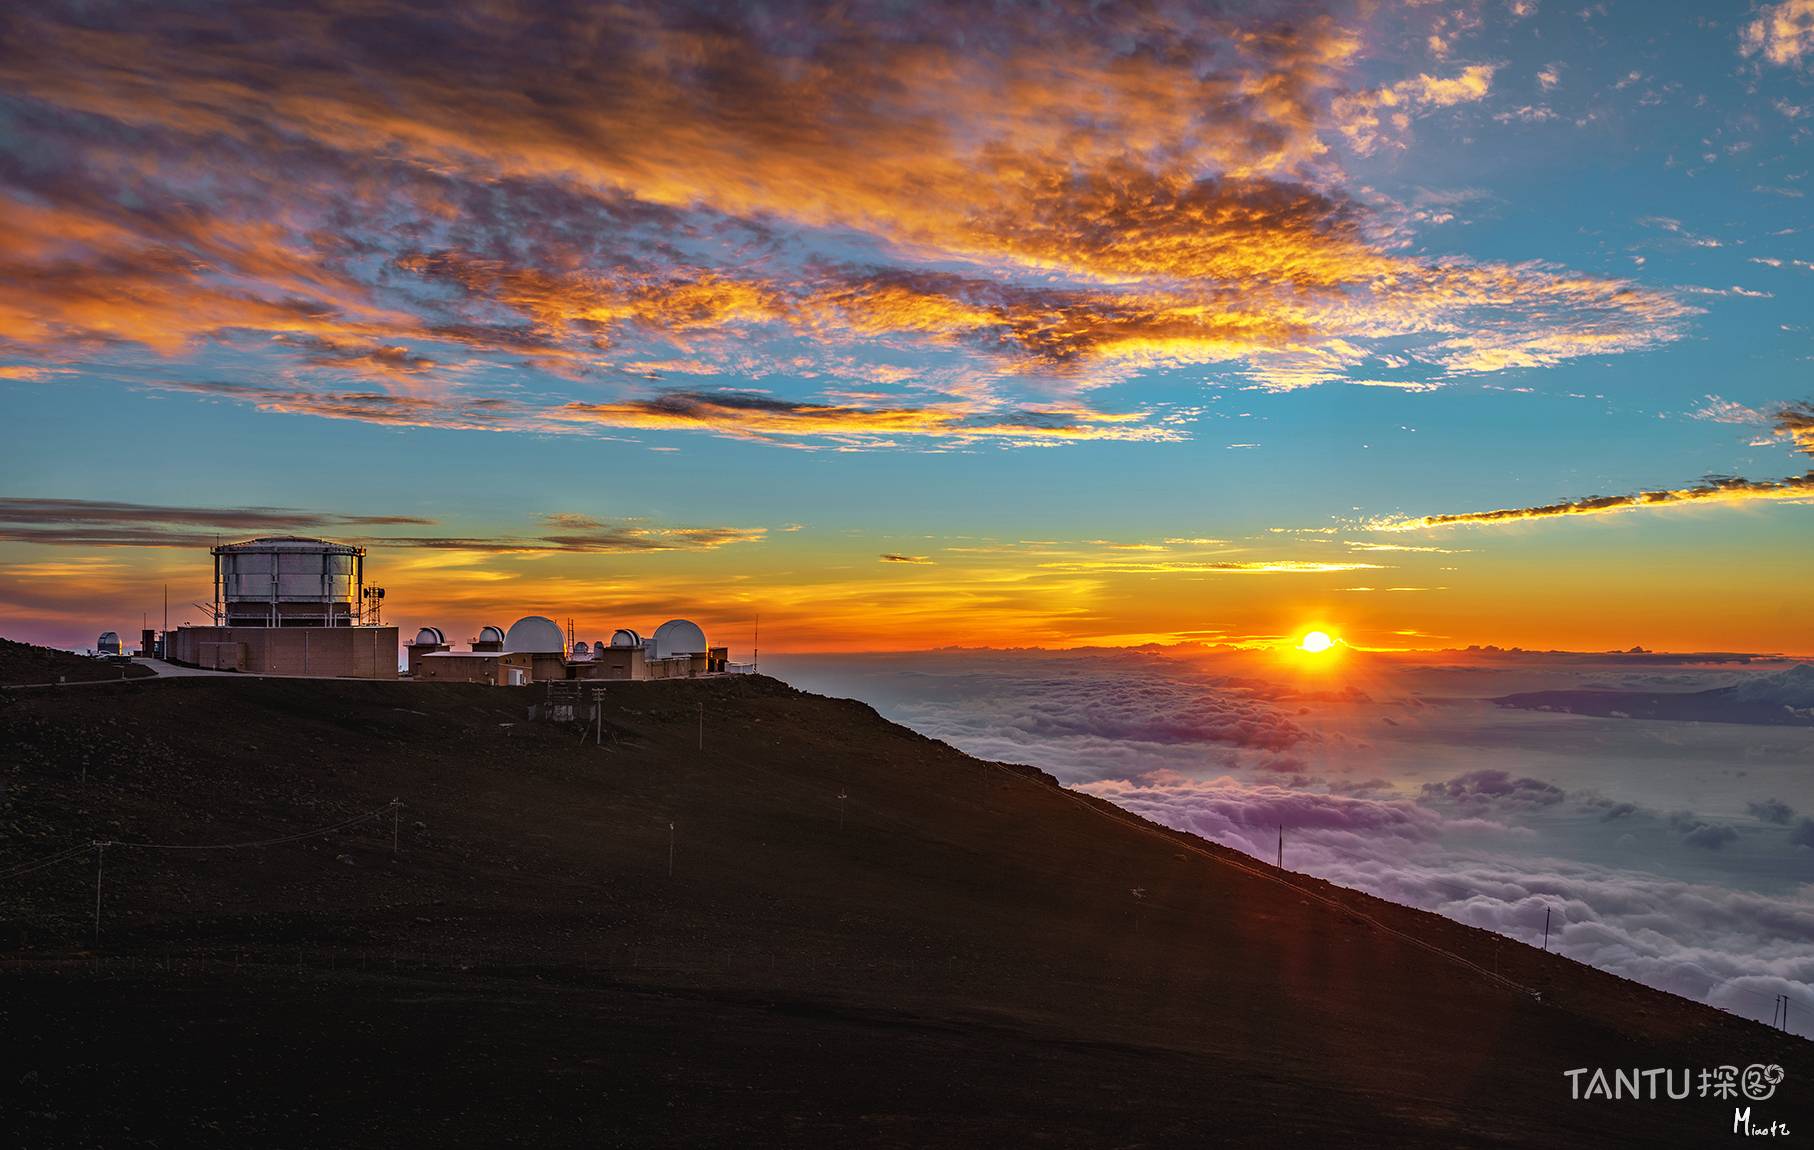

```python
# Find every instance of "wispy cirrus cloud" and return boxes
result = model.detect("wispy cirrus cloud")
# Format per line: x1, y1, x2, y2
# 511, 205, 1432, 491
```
0, 497, 433, 548
0, 498, 762, 554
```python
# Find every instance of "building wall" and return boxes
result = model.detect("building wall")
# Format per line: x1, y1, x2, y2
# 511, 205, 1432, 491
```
646, 653, 710, 679
577, 648, 648, 680
529, 653, 569, 682
166, 626, 398, 678
556, 649, 710, 682
416, 652, 534, 686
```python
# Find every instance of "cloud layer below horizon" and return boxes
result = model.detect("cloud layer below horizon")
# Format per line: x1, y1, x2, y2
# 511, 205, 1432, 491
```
773, 647, 1814, 1035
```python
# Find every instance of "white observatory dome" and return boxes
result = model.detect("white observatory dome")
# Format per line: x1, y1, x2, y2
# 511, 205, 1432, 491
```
609, 628, 642, 648
652, 618, 708, 659
571, 640, 592, 659
477, 625, 505, 644
412, 626, 446, 647
504, 615, 566, 654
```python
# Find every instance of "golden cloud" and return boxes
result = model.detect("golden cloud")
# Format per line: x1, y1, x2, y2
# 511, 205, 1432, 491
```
1742, 0, 1814, 67
553, 391, 1177, 446
0, 2, 1697, 445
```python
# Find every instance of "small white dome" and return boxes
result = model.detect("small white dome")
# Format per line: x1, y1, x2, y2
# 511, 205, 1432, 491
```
504, 615, 566, 654
652, 618, 707, 658
412, 626, 446, 647
610, 628, 642, 648
572, 640, 591, 658
477, 625, 505, 643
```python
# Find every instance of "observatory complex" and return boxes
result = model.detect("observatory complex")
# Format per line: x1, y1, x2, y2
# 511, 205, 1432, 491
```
407, 615, 733, 685
155, 534, 739, 684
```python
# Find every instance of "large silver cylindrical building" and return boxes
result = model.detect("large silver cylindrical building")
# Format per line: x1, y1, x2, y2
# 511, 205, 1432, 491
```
213, 536, 365, 627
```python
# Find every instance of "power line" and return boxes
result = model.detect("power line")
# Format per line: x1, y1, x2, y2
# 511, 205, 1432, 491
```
0, 842, 95, 881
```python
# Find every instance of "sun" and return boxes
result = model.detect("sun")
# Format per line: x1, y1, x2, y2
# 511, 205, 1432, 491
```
1297, 630, 1336, 654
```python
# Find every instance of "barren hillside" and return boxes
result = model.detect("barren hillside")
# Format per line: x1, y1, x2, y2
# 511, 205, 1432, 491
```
1, 670, 1804, 1147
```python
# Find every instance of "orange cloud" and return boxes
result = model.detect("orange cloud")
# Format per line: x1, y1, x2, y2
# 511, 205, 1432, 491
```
1774, 401, 1814, 453
0, 2, 1695, 445
1334, 64, 1497, 154
1742, 0, 1814, 67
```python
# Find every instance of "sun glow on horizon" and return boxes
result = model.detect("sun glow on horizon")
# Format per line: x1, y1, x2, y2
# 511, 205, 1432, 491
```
1297, 630, 1336, 654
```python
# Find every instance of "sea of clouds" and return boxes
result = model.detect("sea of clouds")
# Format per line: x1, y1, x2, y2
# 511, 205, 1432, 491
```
771, 648, 1814, 1036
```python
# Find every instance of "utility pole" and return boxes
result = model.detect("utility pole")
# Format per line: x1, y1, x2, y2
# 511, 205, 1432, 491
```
1543, 906, 1552, 951
1277, 824, 1283, 869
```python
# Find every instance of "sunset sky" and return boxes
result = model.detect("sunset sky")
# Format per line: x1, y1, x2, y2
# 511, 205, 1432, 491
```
2, 0, 1812, 654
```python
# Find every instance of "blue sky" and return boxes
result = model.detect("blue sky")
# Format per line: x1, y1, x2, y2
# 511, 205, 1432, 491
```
1, 0, 1810, 653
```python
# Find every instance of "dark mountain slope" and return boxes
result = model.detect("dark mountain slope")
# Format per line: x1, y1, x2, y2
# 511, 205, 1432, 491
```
0, 636, 153, 686
1, 674, 1803, 1147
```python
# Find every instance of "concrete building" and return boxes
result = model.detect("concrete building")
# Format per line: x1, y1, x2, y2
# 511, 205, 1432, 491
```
164, 624, 396, 676
415, 650, 535, 686
162, 536, 397, 678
